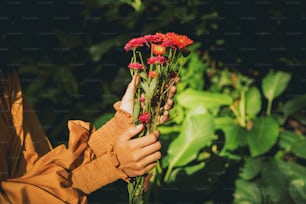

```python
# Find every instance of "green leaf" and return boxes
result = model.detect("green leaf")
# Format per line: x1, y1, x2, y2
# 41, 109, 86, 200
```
284, 94, 306, 119
218, 122, 247, 152
184, 162, 205, 175
89, 35, 125, 61
279, 131, 306, 159
167, 168, 182, 182
262, 70, 291, 102
138, 72, 148, 81
289, 179, 306, 204
247, 116, 279, 157
127, 182, 134, 196
245, 86, 262, 117
261, 159, 290, 203
54, 68, 78, 95
177, 89, 233, 109
215, 117, 247, 153
148, 77, 158, 100
90, 40, 115, 62
169, 105, 185, 124
133, 101, 140, 123
240, 157, 263, 181
180, 49, 207, 91
158, 125, 180, 135
259, 158, 306, 203
233, 179, 262, 204
167, 105, 216, 168
53, 29, 83, 48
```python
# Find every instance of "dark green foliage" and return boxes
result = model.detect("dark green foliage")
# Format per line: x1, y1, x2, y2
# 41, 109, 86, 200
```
2, 0, 306, 203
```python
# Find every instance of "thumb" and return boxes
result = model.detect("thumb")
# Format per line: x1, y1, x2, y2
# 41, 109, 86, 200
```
120, 77, 137, 114
118, 124, 144, 142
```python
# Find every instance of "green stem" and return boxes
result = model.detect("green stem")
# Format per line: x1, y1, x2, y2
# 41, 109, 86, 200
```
266, 99, 272, 115
164, 165, 173, 183
137, 51, 146, 72
156, 160, 162, 174
154, 80, 166, 129
240, 89, 246, 127
230, 105, 243, 126
132, 48, 137, 62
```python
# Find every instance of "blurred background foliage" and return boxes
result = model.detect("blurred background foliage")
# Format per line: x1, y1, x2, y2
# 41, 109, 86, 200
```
2, 0, 306, 203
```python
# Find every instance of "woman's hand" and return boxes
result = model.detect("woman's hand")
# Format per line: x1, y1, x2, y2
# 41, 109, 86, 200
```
114, 124, 161, 177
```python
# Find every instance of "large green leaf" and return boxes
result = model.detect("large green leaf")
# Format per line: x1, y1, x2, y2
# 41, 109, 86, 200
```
279, 131, 306, 159
169, 105, 185, 124
233, 179, 262, 204
247, 116, 279, 157
176, 89, 233, 109
283, 94, 306, 119
167, 105, 216, 168
245, 86, 262, 117
262, 70, 291, 102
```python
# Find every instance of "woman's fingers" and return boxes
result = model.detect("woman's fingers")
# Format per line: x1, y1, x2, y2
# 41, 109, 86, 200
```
168, 85, 177, 99
129, 130, 160, 149
139, 140, 161, 158
164, 98, 174, 111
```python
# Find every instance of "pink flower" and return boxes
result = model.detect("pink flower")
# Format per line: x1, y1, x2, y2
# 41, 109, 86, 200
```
138, 112, 150, 123
128, 62, 144, 70
147, 56, 167, 65
124, 37, 146, 51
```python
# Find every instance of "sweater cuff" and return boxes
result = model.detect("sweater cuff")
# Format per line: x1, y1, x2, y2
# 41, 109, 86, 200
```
71, 145, 129, 194
88, 102, 134, 157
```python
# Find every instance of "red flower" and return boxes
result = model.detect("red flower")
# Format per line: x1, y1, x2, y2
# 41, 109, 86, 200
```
161, 39, 175, 48
128, 62, 144, 70
165, 32, 193, 49
138, 112, 150, 123
147, 56, 167, 65
144, 34, 163, 43
151, 44, 166, 55
140, 94, 145, 102
124, 37, 146, 51
155, 32, 167, 41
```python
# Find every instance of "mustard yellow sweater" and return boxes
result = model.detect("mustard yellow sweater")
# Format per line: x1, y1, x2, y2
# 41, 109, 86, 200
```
0, 70, 133, 203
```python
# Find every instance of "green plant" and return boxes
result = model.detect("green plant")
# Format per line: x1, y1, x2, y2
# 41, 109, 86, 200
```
143, 45, 306, 203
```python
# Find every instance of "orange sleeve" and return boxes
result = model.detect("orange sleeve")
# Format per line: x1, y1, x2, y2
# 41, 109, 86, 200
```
0, 120, 90, 204
87, 102, 134, 157
0, 70, 134, 203
0, 114, 132, 203
71, 103, 134, 194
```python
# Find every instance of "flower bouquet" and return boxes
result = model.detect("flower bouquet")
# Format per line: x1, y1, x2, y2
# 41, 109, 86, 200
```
124, 32, 193, 204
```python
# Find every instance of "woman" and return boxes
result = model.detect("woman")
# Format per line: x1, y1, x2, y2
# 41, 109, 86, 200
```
0, 67, 176, 203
